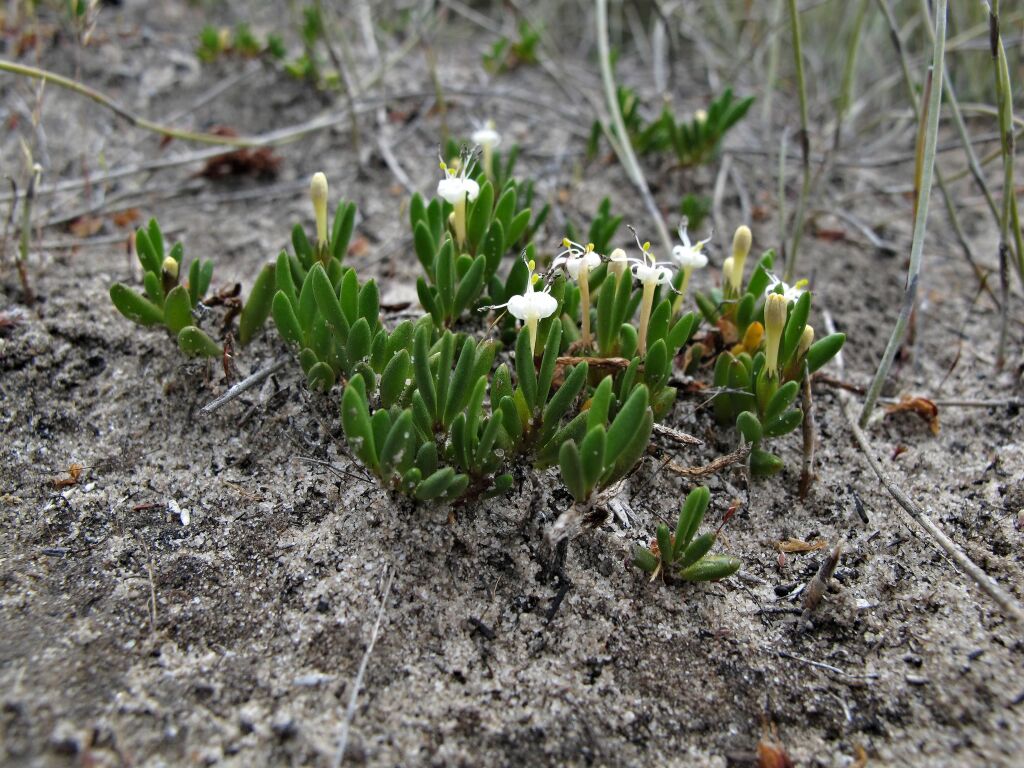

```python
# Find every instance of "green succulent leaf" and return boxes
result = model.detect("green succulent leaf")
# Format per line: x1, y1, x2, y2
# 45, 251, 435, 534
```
587, 376, 613, 432
674, 486, 710, 556
603, 384, 652, 485
163, 285, 194, 335
239, 263, 276, 346
380, 410, 415, 477
780, 290, 811, 364
347, 317, 372, 363
579, 425, 606, 492
539, 361, 588, 443
110, 284, 164, 327
559, 440, 587, 503
177, 326, 221, 358
763, 409, 803, 437
678, 555, 741, 582
341, 376, 377, 470
380, 350, 411, 409
306, 362, 336, 391
311, 263, 349, 335
806, 333, 846, 373
736, 411, 763, 444
415, 467, 456, 502
750, 448, 784, 477
536, 321, 562, 407
679, 532, 716, 569
515, 328, 537, 411
633, 546, 660, 573
765, 380, 800, 421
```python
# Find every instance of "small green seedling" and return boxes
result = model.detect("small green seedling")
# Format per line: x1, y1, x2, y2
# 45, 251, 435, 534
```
589, 88, 753, 169
110, 219, 221, 357
110, 219, 276, 357
701, 228, 845, 475
633, 486, 741, 582
482, 21, 541, 75
654, 89, 754, 168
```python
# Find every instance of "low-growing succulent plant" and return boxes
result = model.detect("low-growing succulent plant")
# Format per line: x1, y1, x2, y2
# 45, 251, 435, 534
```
633, 486, 741, 582
107, 142, 861, 598
557, 380, 653, 505
482, 21, 540, 75
697, 229, 845, 476
589, 87, 753, 169
110, 219, 276, 358
270, 174, 383, 390
197, 23, 281, 63
413, 151, 542, 327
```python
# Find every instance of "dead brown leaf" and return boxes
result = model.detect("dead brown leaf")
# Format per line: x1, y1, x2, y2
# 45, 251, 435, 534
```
757, 740, 794, 768
111, 208, 141, 228
347, 236, 370, 258
774, 538, 828, 553
69, 216, 104, 238
885, 395, 940, 435
52, 463, 84, 489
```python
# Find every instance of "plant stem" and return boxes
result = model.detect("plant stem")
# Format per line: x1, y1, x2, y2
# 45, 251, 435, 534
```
595, 0, 672, 256
0, 58, 255, 147
860, 0, 947, 428
833, 0, 870, 151
782, 0, 811, 284
637, 281, 656, 354
876, 0, 997, 302
990, 1, 1023, 283
16, 164, 40, 306
579, 263, 592, 347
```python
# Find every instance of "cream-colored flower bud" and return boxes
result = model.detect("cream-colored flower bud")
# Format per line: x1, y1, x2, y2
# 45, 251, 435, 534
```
729, 225, 752, 292
722, 256, 734, 289
694, 109, 708, 124
797, 324, 815, 359
310, 172, 329, 247
161, 256, 179, 280
609, 247, 628, 278
764, 292, 788, 377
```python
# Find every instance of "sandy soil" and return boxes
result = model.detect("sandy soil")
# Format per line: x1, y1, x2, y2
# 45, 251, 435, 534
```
2, 2, 1023, 766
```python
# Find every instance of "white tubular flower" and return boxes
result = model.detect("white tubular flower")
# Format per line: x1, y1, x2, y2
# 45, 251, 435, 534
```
311, 172, 329, 250
764, 274, 808, 303
554, 238, 602, 347
438, 157, 480, 250
727, 225, 752, 294
670, 220, 710, 313
608, 247, 629, 279
629, 251, 675, 287
764, 292, 788, 378
671, 222, 711, 270
628, 232, 676, 353
437, 160, 480, 205
490, 258, 557, 354
553, 238, 601, 281
472, 119, 501, 181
